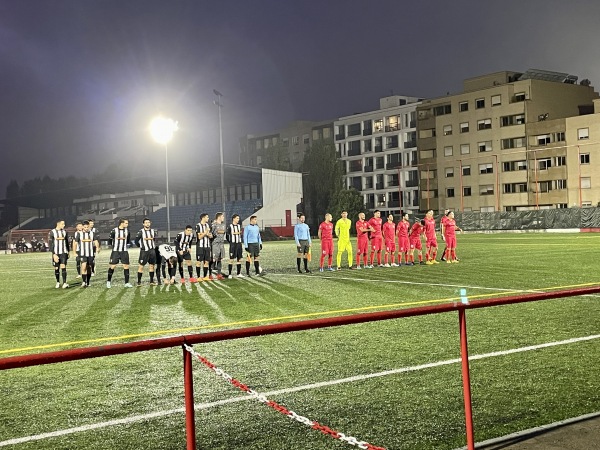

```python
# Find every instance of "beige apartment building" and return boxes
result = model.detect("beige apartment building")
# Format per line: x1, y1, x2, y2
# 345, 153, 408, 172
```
416, 69, 599, 212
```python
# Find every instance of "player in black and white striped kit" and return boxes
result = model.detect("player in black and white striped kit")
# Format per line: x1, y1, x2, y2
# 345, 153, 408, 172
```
107, 218, 132, 288
195, 213, 213, 281
227, 214, 245, 278
175, 225, 196, 283
135, 218, 158, 286
155, 243, 178, 285
48, 219, 70, 289
88, 218, 98, 276
74, 220, 100, 287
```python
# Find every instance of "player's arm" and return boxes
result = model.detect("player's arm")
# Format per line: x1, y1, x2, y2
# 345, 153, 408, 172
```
134, 230, 142, 247
243, 227, 248, 250
294, 225, 300, 246
318, 225, 322, 240
334, 220, 340, 238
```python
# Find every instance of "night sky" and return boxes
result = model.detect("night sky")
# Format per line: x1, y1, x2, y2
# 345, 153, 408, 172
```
1, 0, 600, 191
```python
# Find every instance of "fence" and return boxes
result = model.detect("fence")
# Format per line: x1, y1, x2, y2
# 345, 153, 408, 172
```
1, 285, 599, 449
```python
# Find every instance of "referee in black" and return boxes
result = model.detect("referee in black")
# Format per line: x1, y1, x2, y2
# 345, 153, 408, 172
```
107, 218, 132, 288
135, 218, 158, 286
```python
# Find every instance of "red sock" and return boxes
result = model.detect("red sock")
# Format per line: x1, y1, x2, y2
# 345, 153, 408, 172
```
391, 253, 395, 264
363, 254, 368, 266
377, 252, 382, 265
418, 253, 423, 262
320, 253, 325, 268
328, 255, 332, 266
356, 254, 361, 266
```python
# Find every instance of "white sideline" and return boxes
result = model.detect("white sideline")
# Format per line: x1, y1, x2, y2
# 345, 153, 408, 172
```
1, 334, 599, 447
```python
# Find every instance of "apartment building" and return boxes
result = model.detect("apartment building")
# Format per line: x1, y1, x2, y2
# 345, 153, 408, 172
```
335, 95, 422, 216
416, 69, 599, 212
239, 120, 334, 172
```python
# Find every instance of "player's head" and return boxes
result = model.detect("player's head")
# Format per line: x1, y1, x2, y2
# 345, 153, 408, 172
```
184, 225, 193, 235
420, 219, 426, 226
387, 214, 394, 222
325, 213, 332, 222
82, 220, 89, 231
88, 219, 94, 226
232, 214, 240, 224
75, 221, 83, 231
168, 256, 178, 267
118, 218, 128, 228
298, 214, 305, 223
374, 210, 380, 218
341, 210, 348, 218
402, 212, 409, 221
215, 212, 224, 223
56, 220, 65, 230
143, 218, 151, 229
200, 213, 209, 223
448, 211, 455, 219
444, 208, 449, 214
249, 215, 257, 225
426, 209, 433, 218
358, 212, 365, 220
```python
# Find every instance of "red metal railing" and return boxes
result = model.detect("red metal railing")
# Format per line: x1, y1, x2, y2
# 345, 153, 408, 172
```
2, 285, 599, 449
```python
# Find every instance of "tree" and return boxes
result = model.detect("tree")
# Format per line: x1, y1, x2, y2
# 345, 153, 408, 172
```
329, 188, 365, 234
302, 138, 343, 224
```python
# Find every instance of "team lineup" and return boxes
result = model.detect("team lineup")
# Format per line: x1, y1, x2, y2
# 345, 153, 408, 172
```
47, 209, 461, 288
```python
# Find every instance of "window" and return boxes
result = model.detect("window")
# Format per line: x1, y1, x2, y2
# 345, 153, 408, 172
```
292, 136, 299, 145
445, 167, 454, 178
583, 201, 593, 207
420, 149, 435, 159
463, 186, 472, 196
462, 165, 471, 176
580, 153, 590, 164
374, 119, 384, 132
460, 144, 470, 154
479, 163, 493, 174
256, 140, 263, 150
538, 158, 552, 170
537, 181, 552, 193
348, 123, 361, 136
555, 156, 566, 166
475, 98, 485, 109
578, 128, 589, 140
536, 134, 551, 145
555, 179, 567, 189
443, 124, 452, 136
478, 141, 492, 152
434, 104, 452, 116
556, 203, 568, 209
272, 137, 278, 145
514, 92, 526, 102
481, 206, 495, 213
264, 138, 270, 148
555, 131, 565, 142
459, 101, 469, 112
460, 122, 469, 133
444, 146, 453, 157
503, 183, 528, 193
491, 95, 501, 106
447, 188, 455, 198
480, 185, 494, 195
282, 137, 289, 147
323, 128, 331, 139
419, 128, 436, 138
421, 190, 438, 199
502, 137, 526, 149
500, 114, 525, 126
256, 155, 262, 165
581, 177, 591, 189
303, 134, 310, 144
477, 118, 492, 130
503, 160, 527, 172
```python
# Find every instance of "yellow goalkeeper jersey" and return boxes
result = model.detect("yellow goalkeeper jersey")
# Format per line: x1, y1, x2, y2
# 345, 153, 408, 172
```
335, 218, 352, 241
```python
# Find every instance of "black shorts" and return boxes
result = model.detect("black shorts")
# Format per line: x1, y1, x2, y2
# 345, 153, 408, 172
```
196, 246, 211, 262
52, 253, 68, 268
110, 250, 130, 265
79, 256, 94, 266
229, 243, 243, 260
297, 240, 310, 255
139, 249, 157, 265
177, 250, 192, 263
247, 243, 260, 258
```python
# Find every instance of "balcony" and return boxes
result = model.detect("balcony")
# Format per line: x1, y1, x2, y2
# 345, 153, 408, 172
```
335, 133, 345, 141
364, 165, 374, 173
363, 128, 373, 136
404, 140, 417, 149
409, 120, 416, 128
405, 179, 419, 188
387, 200, 400, 208
350, 181, 362, 190
386, 161, 401, 170
388, 180, 399, 187
348, 165, 362, 173
348, 147, 361, 157
364, 184, 374, 190
374, 145, 383, 153
376, 182, 384, 190
385, 125, 399, 133
386, 141, 399, 149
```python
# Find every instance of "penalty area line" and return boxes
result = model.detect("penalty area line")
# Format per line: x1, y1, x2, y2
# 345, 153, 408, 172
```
1, 333, 599, 447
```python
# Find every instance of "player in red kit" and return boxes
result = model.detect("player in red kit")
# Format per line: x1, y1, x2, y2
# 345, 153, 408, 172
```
382, 214, 397, 267
396, 211, 411, 265
409, 218, 425, 265
439, 208, 450, 261
355, 212, 372, 269
368, 210, 383, 267
318, 213, 335, 272
424, 209, 439, 265
443, 210, 462, 263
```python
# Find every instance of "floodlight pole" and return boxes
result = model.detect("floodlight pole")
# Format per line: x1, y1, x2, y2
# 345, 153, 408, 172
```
165, 143, 171, 242
214, 89, 226, 216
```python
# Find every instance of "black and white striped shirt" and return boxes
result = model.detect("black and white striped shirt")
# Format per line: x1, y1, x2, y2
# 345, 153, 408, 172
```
49, 229, 69, 255
75, 230, 96, 257
176, 232, 194, 252
110, 227, 130, 252
136, 228, 156, 251
228, 224, 242, 244
195, 222, 211, 248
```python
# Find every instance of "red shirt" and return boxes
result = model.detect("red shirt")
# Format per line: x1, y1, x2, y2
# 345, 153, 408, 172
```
319, 221, 334, 240
396, 220, 409, 239
368, 217, 382, 238
356, 220, 370, 240
409, 223, 424, 242
440, 215, 449, 232
424, 217, 437, 239
444, 218, 457, 237
382, 221, 395, 242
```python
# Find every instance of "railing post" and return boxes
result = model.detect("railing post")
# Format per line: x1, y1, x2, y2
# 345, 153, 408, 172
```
183, 346, 197, 450
459, 308, 475, 450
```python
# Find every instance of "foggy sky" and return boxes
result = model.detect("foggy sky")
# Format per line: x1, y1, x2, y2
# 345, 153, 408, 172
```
1, 0, 600, 192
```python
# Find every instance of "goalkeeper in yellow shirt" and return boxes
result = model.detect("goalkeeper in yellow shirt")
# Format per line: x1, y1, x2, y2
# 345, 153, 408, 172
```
335, 210, 354, 270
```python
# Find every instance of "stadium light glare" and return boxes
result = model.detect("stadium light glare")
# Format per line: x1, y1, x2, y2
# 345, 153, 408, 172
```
149, 116, 178, 145
149, 115, 178, 242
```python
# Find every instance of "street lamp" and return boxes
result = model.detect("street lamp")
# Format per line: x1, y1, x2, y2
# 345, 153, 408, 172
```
149, 115, 178, 242
213, 89, 226, 216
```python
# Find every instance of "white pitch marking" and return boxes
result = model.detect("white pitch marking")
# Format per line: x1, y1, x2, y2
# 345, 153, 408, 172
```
1, 334, 598, 447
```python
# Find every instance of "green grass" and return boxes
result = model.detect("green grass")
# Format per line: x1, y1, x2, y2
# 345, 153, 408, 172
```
0, 233, 599, 449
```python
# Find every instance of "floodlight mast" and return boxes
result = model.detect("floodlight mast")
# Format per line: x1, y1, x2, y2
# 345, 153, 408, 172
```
149, 116, 178, 242
213, 90, 226, 217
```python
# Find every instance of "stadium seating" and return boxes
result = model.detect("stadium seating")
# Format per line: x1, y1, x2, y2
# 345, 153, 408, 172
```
18, 215, 77, 230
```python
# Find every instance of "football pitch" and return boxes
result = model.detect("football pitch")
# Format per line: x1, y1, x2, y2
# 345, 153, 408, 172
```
0, 233, 599, 449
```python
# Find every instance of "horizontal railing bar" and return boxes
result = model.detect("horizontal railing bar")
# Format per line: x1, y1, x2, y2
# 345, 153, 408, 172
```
1, 285, 599, 371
